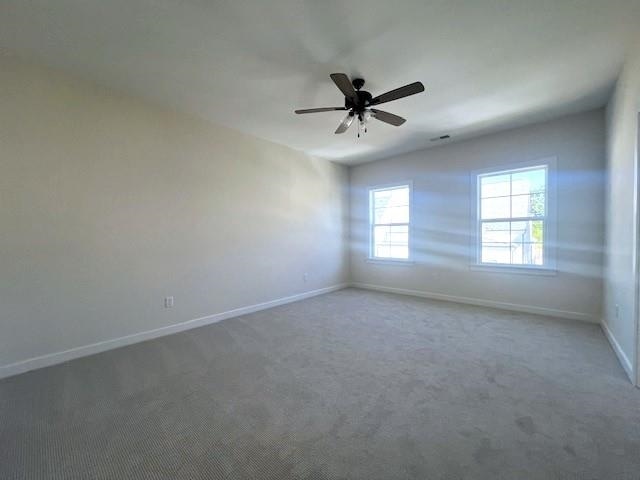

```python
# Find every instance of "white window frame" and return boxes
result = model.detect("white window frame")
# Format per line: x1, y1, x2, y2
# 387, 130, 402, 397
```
368, 182, 413, 265
470, 157, 557, 275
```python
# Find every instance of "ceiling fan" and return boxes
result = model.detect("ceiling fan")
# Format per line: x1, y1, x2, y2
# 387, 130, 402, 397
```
295, 73, 425, 136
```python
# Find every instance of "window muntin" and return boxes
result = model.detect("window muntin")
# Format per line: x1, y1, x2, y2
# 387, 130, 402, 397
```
370, 185, 410, 260
477, 166, 547, 266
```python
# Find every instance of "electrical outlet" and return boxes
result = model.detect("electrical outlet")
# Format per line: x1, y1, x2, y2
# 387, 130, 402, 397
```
303, 273, 308, 283
615, 304, 619, 319
164, 296, 174, 308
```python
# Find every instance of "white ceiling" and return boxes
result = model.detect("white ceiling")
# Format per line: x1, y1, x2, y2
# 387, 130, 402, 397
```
0, 0, 638, 165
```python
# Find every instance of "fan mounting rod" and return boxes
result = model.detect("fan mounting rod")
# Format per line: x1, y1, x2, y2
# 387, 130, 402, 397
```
352, 78, 365, 90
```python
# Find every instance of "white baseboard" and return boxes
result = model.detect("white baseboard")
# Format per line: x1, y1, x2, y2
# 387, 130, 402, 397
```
0, 283, 349, 380
350, 282, 598, 323
601, 319, 634, 382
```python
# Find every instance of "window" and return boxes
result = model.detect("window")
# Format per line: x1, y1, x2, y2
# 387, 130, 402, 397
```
369, 184, 410, 261
476, 165, 551, 268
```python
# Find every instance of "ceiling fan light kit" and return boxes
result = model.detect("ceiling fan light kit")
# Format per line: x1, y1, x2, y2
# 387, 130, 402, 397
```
295, 73, 425, 137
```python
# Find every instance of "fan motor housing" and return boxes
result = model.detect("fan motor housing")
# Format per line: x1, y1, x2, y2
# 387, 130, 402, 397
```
345, 90, 373, 112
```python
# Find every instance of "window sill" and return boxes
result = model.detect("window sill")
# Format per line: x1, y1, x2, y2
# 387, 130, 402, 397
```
366, 258, 415, 266
469, 264, 557, 276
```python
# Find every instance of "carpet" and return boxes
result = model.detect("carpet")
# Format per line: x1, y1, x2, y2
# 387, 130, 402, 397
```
1, 288, 638, 479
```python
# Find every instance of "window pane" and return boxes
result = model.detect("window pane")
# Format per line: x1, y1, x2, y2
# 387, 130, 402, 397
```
510, 221, 527, 239
481, 243, 511, 264
481, 221, 544, 266
387, 188, 409, 207
374, 205, 409, 224
374, 225, 390, 246
373, 189, 393, 208
481, 196, 510, 219
373, 225, 408, 259
511, 193, 545, 218
531, 243, 544, 265
481, 222, 510, 243
530, 192, 545, 216
530, 220, 544, 243
510, 241, 524, 265
511, 195, 528, 218
511, 220, 544, 243
389, 245, 409, 259
481, 174, 510, 198
512, 168, 545, 195
389, 225, 408, 242
371, 186, 410, 260
374, 187, 408, 208
477, 166, 548, 266
511, 242, 543, 265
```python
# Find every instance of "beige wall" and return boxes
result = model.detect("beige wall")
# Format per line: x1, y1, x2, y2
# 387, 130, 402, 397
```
603, 50, 640, 383
0, 57, 349, 371
350, 110, 605, 321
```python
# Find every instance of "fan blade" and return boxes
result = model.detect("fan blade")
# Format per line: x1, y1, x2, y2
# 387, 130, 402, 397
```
335, 113, 355, 134
370, 109, 406, 126
295, 107, 347, 114
370, 81, 425, 106
330, 73, 357, 101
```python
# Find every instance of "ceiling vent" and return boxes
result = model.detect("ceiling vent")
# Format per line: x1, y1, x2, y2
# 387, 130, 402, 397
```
430, 135, 450, 142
